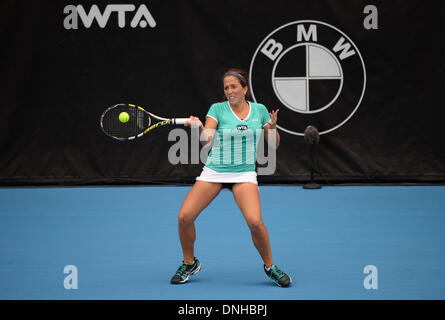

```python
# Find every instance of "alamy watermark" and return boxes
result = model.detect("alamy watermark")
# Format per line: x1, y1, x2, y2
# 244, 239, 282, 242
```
363, 265, 378, 290
167, 125, 277, 175
63, 265, 78, 290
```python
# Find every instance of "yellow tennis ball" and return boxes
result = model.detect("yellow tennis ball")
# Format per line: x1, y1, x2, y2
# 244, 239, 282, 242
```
119, 112, 129, 123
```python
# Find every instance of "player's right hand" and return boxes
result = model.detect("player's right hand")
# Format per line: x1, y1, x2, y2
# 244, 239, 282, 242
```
185, 116, 203, 128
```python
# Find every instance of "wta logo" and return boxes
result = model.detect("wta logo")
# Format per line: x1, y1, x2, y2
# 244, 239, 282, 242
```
249, 20, 366, 135
63, 4, 156, 29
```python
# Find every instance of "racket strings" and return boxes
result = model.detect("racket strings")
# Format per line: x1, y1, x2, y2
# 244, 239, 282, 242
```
102, 105, 151, 139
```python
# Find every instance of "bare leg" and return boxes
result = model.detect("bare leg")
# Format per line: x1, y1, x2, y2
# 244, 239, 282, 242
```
232, 183, 273, 268
178, 180, 222, 264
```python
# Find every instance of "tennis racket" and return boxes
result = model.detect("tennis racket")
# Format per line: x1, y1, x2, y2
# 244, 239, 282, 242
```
100, 103, 189, 141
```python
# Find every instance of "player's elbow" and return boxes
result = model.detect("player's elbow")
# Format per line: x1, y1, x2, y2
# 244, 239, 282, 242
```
200, 136, 213, 147
200, 128, 215, 146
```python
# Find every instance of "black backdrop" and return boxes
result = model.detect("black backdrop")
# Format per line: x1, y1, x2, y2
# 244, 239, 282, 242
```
1, 0, 444, 186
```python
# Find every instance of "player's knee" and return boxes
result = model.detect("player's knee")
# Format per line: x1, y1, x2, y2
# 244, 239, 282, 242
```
178, 211, 195, 226
248, 219, 264, 233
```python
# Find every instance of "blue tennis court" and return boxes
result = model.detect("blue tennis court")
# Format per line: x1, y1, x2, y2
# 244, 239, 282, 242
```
1, 185, 444, 300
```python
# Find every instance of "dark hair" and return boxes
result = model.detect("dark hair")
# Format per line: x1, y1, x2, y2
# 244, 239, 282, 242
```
221, 68, 251, 101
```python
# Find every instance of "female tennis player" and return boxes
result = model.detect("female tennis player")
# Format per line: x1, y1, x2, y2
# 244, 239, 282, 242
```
170, 68, 291, 287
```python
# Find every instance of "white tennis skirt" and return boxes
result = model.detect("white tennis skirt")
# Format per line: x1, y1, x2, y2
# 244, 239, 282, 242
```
196, 167, 258, 185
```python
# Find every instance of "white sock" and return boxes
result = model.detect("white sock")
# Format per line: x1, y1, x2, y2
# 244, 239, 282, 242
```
265, 266, 271, 271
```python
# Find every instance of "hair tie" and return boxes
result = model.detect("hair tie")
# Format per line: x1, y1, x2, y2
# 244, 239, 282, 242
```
224, 71, 247, 86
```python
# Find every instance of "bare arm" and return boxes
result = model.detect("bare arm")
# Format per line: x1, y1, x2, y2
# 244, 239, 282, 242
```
263, 109, 280, 149
185, 116, 218, 146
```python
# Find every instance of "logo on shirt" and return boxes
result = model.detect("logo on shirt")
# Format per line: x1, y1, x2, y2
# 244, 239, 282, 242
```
237, 125, 248, 130
249, 20, 366, 136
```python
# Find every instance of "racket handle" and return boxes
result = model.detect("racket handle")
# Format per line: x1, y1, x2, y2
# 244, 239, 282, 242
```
172, 118, 190, 125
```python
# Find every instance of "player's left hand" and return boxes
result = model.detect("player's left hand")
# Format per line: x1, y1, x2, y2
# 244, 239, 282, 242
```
267, 109, 279, 129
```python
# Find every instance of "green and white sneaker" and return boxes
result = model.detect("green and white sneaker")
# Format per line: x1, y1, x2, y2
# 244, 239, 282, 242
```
264, 264, 292, 287
170, 257, 201, 284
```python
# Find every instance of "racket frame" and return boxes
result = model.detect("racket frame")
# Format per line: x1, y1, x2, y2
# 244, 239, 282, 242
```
100, 103, 188, 141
